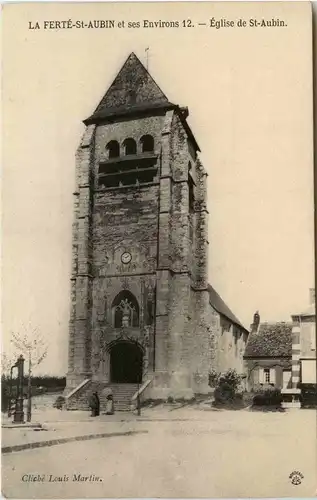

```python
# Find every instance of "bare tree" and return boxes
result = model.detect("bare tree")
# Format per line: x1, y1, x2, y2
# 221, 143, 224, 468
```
10, 325, 48, 422
1, 353, 15, 378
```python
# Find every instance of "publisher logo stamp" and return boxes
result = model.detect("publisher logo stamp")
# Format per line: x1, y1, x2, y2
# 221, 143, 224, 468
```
289, 471, 304, 485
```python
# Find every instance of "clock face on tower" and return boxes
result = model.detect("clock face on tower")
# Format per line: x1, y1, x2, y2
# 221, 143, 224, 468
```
121, 252, 132, 264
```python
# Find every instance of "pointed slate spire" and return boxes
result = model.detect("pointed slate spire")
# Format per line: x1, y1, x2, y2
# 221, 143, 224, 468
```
84, 52, 173, 124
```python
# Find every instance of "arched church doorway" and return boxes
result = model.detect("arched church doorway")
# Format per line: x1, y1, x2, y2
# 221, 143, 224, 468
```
110, 341, 143, 384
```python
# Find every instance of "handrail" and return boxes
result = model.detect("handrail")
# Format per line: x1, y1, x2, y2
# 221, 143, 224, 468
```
65, 378, 91, 400
131, 379, 153, 401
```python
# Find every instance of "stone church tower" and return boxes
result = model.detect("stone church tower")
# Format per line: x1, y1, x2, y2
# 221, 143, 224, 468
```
66, 52, 214, 403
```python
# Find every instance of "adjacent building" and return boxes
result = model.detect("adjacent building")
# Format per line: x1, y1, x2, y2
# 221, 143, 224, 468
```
244, 288, 316, 406
243, 312, 292, 391
290, 288, 316, 389
209, 285, 249, 377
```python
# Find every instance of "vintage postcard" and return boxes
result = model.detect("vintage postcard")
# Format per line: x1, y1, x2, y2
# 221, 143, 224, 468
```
1, 1, 316, 498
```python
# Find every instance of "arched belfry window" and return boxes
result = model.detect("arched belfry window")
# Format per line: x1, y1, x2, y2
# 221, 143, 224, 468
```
123, 138, 137, 156
140, 135, 154, 153
112, 291, 139, 328
106, 140, 120, 159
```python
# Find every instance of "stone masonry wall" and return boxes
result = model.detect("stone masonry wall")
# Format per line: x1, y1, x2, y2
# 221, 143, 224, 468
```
67, 105, 229, 399
90, 112, 163, 378
211, 311, 248, 377
93, 114, 165, 176
66, 125, 96, 391
300, 317, 316, 357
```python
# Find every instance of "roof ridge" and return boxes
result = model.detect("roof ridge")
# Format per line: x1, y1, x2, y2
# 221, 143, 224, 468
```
207, 284, 248, 332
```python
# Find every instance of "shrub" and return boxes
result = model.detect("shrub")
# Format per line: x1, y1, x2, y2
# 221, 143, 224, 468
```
53, 395, 65, 410
213, 369, 243, 404
298, 383, 317, 408
167, 396, 175, 404
208, 369, 220, 388
252, 386, 282, 406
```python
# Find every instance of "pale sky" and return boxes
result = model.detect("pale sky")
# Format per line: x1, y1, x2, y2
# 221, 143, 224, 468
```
2, 2, 314, 375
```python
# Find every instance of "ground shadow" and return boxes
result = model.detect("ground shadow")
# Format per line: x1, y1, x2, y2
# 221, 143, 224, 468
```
249, 405, 286, 413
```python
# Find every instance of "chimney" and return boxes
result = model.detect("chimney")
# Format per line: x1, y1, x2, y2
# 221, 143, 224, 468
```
309, 288, 315, 305
251, 311, 260, 333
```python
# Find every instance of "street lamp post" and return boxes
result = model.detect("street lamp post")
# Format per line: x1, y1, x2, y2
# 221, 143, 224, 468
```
27, 348, 32, 422
13, 355, 25, 423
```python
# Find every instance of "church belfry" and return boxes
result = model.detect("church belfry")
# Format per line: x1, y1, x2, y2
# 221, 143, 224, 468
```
66, 52, 212, 401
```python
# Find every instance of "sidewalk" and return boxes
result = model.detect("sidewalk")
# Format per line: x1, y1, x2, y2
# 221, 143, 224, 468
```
2, 401, 218, 427
1, 405, 195, 453
2, 417, 148, 453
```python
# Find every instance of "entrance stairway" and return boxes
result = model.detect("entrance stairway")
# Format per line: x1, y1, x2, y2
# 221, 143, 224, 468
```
110, 383, 139, 411
65, 380, 139, 412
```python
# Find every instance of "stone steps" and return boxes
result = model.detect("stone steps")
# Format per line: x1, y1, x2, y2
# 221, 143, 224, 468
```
110, 384, 139, 411
66, 381, 139, 412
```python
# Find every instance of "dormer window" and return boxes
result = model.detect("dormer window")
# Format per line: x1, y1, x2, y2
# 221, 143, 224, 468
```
106, 140, 120, 159
123, 138, 137, 156
140, 135, 154, 153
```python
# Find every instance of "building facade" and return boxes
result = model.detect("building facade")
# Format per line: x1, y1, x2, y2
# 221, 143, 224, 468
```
208, 285, 249, 378
244, 313, 292, 391
290, 288, 316, 390
66, 53, 248, 407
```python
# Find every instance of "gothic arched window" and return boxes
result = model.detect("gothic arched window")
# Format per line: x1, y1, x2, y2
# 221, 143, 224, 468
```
112, 291, 139, 328
140, 135, 154, 153
123, 138, 137, 156
106, 140, 120, 159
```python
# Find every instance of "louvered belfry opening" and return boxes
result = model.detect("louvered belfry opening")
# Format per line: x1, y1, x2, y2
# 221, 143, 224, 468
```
98, 135, 157, 188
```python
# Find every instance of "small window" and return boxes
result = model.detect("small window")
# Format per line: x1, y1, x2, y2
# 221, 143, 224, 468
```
106, 140, 120, 159
123, 138, 137, 156
128, 90, 137, 104
264, 368, 270, 383
140, 135, 154, 153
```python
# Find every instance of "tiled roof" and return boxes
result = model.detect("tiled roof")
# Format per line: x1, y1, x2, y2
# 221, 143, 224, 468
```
85, 52, 170, 123
244, 322, 293, 358
208, 284, 248, 332
83, 52, 200, 151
